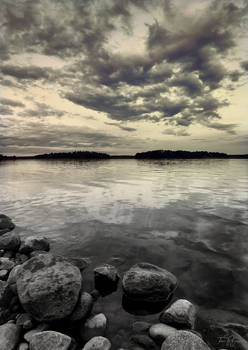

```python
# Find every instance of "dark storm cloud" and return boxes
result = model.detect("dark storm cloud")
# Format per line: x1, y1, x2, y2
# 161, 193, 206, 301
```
0, 98, 25, 107
1, 0, 247, 137
19, 103, 65, 118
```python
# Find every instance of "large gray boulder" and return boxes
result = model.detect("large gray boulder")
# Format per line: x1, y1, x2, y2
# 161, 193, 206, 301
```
16, 253, 82, 321
0, 322, 21, 350
0, 232, 21, 251
122, 263, 177, 302
161, 330, 210, 350
160, 299, 197, 329
0, 215, 15, 236
29, 331, 72, 350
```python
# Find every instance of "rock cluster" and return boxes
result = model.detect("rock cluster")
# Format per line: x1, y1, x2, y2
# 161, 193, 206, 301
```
1, 214, 247, 350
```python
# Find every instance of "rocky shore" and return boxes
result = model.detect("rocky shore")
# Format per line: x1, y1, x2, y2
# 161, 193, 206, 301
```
0, 214, 248, 350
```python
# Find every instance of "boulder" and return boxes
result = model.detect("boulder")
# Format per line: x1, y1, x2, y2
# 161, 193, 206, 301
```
149, 323, 177, 343
16, 253, 82, 321
29, 331, 72, 350
81, 313, 107, 341
160, 299, 196, 329
94, 264, 119, 283
69, 292, 93, 321
0, 257, 15, 271
24, 323, 49, 342
0, 215, 15, 236
83, 336, 111, 350
0, 232, 21, 251
161, 330, 210, 350
7, 265, 21, 294
0, 322, 20, 350
19, 236, 50, 254
122, 263, 177, 302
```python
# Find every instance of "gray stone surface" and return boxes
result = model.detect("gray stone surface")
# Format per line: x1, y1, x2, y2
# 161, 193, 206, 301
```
160, 299, 197, 329
81, 313, 107, 341
149, 323, 177, 343
161, 330, 210, 350
29, 331, 72, 350
19, 236, 50, 254
0, 215, 15, 236
0, 322, 20, 350
0, 232, 21, 251
16, 253, 82, 321
69, 291, 93, 321
122, 263, 177, 302
83, 336, 111, 350
94, 264, 119, 283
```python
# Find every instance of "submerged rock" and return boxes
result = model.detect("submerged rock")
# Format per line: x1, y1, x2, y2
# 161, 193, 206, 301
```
205, 325, 248, 350
160, 299, 197, 329
69, 291, 93, 321
80, 313, 107, 341
94, 264, 119, 283
0, 232, 21, 251
0, 215, 15, 236
122, 263, 177, 302
16, 253, 82, 321
149, 323, 177, 343
29, 331, 72, 350
19, 236, 50, 254
83, 336, 111, 350
132, 321, 151, 333
161, 330, 210, 350
0, 322, 20, 350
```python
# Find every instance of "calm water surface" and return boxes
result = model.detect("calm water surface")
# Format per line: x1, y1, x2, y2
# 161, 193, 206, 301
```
0, 159, 248, 347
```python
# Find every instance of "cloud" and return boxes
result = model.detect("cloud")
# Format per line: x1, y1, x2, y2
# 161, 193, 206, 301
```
202, 121, 237, 134
241, 60, 248, 71
0, 105, 13, 115
1, 64, 57, 81
163, 128, 190, 136
105, 122, 136, 132
19, 102, 65, 118
0, 98, 25, 107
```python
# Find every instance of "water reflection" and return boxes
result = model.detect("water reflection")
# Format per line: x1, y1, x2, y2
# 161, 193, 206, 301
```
0, 158, 248, 346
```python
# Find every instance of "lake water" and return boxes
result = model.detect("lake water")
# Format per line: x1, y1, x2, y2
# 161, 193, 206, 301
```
0, 158, 248, 347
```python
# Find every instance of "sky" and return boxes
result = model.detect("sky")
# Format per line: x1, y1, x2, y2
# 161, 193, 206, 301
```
0, 0, 248, 156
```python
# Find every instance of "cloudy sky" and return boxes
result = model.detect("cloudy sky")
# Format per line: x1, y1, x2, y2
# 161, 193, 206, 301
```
0, 0, 248, 155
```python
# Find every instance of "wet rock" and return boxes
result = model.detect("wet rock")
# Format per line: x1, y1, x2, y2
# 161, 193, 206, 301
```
80, 313, 107, 341
0, 280, 13, 306
205, 325, 248, 350
132, 321, 151, 333
16, 313, 34, 330
66, 257, 90, 271
0, 214, 15, 236
149, 323, 177, 343
7, 265, 21, 294
19, 236, 50, 254
160, 299, 196, 329
223, 323, 248, 341
94, 264, 119, 283
83, 336, 111, 350
130, 334, 156, 349
0, 232, 21, 251
69, 291, 93, 321
0, 322, 20, 350
161, 330, 210, 350
0, 269, 9, 280
17, 343, 29, 350
24, 323, 49, 342
122, 263, 177, 302
29, 331, 72, 350
16, 253, 82, 321
0, 257, 15, 271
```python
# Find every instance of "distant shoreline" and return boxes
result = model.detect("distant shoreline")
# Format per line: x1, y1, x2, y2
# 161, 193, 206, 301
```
1, 150, 248, 161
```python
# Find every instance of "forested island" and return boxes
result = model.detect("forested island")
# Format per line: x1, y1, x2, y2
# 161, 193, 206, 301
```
0, 150, 248, 160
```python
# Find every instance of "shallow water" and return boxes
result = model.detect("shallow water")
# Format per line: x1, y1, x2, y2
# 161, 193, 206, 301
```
0, 158, 248, 347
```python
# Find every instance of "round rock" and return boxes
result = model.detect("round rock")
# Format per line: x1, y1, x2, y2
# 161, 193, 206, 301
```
81, 313, 107, 341
0, 232, 21, 251
122, 263, 177, 302
94, 264, 119, 283
160, 299, 197, 329
16, 253, 82, 321
29, 331, 72, 350
19, 236, 50, 254
161, 330, 210, 350
0, 215, 15, 236
69, 291, 93, 321
149, 323, 177, 343
83, 336, 111, 350
0, 322, 20, 350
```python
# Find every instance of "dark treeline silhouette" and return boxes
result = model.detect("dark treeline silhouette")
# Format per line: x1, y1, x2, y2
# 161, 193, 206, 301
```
0, 154, 16, 161
34, 151, 110, 160
135, 150, 229, 159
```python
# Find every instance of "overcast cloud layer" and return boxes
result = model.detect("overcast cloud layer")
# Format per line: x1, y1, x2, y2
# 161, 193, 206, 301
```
0, 0, 248, 155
